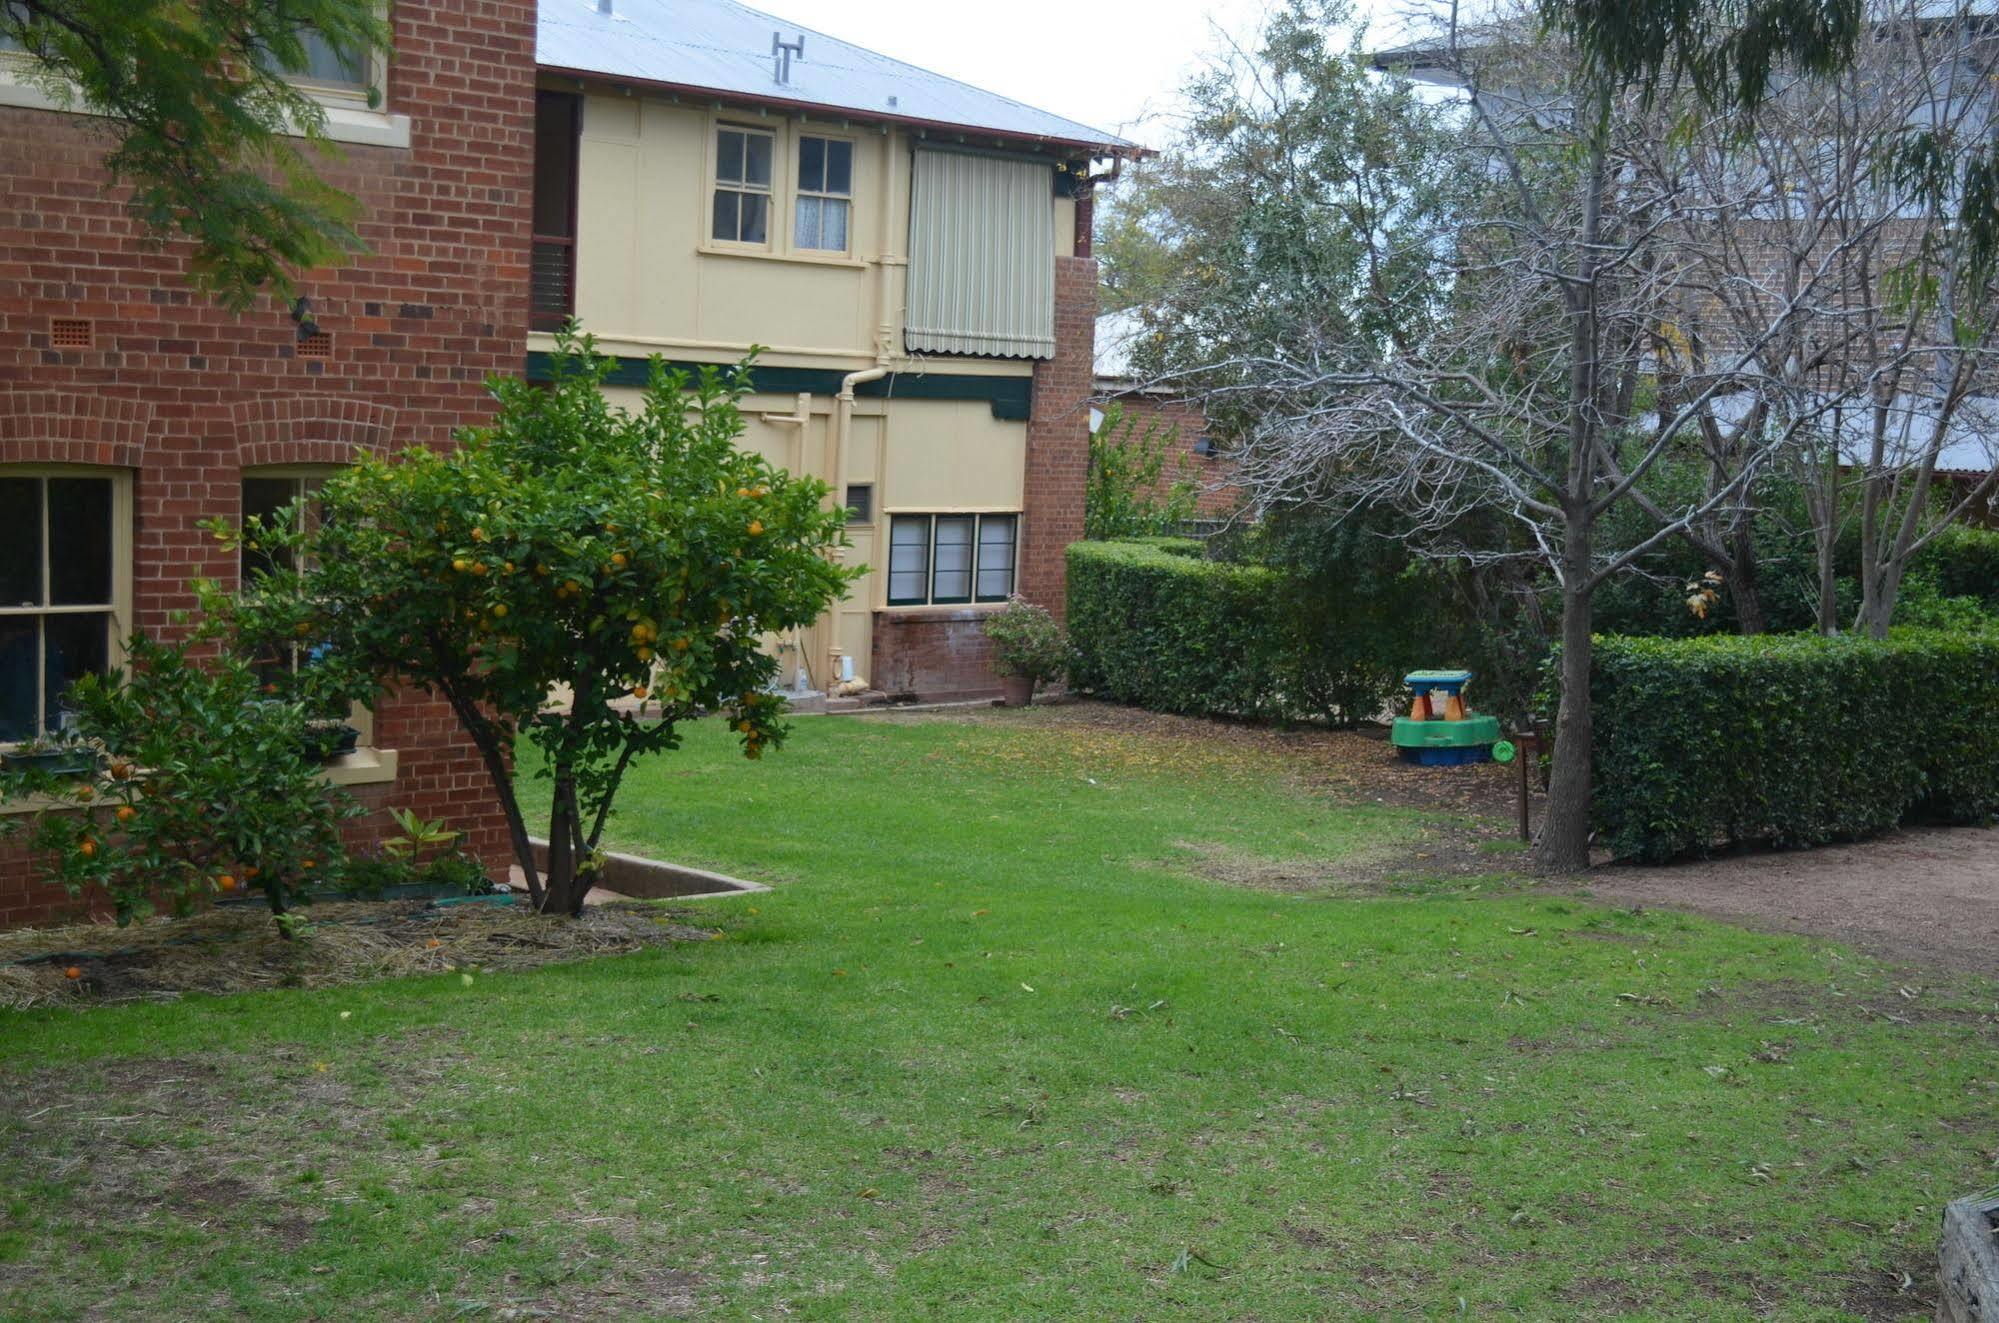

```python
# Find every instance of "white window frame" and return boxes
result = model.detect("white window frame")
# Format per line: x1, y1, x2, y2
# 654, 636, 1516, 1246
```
0, 465, 132, 749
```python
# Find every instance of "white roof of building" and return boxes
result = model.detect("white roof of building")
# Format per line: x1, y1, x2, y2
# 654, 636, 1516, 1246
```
538, 0, 1140, 154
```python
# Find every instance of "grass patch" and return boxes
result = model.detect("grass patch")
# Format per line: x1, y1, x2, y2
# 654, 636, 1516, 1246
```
1, 709, 1992, 1320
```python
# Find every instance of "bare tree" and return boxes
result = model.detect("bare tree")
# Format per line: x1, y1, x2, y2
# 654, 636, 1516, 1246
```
1652, 0, 1999, 637
1228, 7, 1818, 871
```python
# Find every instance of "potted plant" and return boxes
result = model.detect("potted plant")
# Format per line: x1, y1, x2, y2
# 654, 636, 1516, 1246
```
982, 596, 1068, 707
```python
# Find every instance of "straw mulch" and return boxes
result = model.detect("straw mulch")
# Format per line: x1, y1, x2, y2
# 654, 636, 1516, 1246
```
0, 898, 718, 1010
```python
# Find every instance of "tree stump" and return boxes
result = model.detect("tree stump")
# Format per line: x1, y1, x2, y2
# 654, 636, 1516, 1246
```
1939, 1192, 1999, 1323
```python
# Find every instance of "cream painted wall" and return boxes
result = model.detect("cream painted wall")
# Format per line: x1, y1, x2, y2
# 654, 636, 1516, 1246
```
564, 80, 1061, 692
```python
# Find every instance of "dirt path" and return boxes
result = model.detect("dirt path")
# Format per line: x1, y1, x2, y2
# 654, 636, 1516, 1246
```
1582, 826, 1999, 976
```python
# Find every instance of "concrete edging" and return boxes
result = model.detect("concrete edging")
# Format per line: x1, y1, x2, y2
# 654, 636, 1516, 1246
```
525, 838, 771, 903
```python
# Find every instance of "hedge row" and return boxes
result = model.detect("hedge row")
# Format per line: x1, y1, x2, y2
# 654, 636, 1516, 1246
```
1592, 630, 1999, 862
1067, 539, 1294, 718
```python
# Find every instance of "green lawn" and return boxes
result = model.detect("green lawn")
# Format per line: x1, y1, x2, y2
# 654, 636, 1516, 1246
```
2, 708, 1994, 1320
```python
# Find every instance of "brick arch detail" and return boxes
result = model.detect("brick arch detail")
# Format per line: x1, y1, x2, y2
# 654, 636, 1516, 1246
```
0, 391, 152, 469
232, 396, 398, 469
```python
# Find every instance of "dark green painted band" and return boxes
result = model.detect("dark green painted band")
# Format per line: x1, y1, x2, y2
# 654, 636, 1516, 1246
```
523, 352, 1034, 422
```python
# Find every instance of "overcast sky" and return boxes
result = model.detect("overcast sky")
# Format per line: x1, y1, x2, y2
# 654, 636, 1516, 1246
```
748, 0, 1286, 146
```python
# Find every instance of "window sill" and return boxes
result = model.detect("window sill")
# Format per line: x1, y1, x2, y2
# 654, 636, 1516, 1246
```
878, 603, 1010, 623
0, 65, 410, 150
697, 242, 869, 271
0, 747, 398, 813
321, 746, 399, 787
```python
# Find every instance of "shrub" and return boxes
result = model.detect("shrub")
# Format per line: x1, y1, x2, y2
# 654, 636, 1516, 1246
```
0, 635, 359, 926
211, 329, 857, 916
1591, 630, 1999, 862
1917, 525, 1999, 607
982, 597, 1068, 685
1068, 540, 1293, 718
1085, 402, 1199, 540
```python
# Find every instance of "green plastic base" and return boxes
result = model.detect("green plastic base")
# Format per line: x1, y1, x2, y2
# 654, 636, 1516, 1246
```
1391, 714, 1502, 749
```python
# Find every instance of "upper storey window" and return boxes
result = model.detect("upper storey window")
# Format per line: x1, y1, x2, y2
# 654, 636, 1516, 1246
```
905, 148, 1056, 359
712, 126, 775, 246
794, 135, 852, 252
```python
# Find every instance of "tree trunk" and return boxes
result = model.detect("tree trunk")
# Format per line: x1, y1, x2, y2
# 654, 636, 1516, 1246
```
544, 767, 586, 917
1728, 525, 1767, 635
1534, 538, 1596, 875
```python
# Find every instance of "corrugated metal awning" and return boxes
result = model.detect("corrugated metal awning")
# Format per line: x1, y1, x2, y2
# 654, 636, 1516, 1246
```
905, 149, 1056, 360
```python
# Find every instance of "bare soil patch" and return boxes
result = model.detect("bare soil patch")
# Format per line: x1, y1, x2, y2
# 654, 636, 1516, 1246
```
876, 698, 1527, 818
0, 898, 720, 1010
1582, 826, 1999, 976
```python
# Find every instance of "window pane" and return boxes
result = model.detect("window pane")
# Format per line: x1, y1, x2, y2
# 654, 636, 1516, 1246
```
43, 611, 107, 732
740, 192, 768, 245
298, 28, 366, 87
844, 484, 872, 524
744, 132, 772, 186
242, 477, 300, 581
933, 516, 973, 601
825, 140, 853, 196
0, 616, 34, 743
712, 189, 741, 242
798, 136, 825, 192
716, 130, 745, 185
794, 195, 822, 249
977, 516, 1017, 600
888, 517, 929, 603
47, 478, 111, 606
821, 198, 849, 251
0, 477, 40, 606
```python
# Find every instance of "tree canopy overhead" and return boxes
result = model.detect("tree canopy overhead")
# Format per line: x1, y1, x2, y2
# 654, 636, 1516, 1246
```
2, 0, 388, 309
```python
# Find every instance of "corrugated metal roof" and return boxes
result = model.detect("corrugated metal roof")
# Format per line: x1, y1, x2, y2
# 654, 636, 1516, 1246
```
538, 0, 1139, 154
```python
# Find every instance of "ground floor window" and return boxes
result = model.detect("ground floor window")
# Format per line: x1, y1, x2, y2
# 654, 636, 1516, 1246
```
886, 513, 1018, 606
0, 469, 131, 744
240, 467, 370, 747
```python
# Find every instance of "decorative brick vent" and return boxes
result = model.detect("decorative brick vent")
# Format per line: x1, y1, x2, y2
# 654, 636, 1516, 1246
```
1939, 1191, 1999, 1323
297, 332, 332, 359
49, 318, 92, 349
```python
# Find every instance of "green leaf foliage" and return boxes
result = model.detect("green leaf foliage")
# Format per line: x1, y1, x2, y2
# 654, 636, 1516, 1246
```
1084, 402, 1199, 541
1, 0, 389, 309
1591, 630, 1999, 862
0, 635, 360, 925
209, 329, 859, 914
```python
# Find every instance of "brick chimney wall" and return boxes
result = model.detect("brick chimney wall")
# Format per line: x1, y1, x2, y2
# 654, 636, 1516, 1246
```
1018, 254, 1100, 622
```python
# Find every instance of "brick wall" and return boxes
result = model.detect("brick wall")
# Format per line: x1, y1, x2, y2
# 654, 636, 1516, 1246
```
869, 610, 1001, 702
1018, 255, 1100, 622
1093, 389, 1239, 519
0, 0, 535, 927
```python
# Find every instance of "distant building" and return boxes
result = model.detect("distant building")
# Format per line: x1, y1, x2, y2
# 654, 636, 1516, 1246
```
1091, 310, 1238, 525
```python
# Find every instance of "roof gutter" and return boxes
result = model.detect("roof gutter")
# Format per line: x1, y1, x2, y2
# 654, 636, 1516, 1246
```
536, 63, 1155, 160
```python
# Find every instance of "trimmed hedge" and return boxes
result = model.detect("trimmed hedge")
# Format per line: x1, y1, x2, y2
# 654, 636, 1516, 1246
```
1592, 630, 1999, 862
1068, 539, 1293, 718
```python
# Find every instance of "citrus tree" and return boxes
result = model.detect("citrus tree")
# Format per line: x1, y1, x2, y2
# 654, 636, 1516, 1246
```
212, 331, 857, 915
0, 634, 358, 928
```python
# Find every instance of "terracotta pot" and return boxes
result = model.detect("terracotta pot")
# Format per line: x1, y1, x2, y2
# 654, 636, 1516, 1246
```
1000, 674, 1035, 707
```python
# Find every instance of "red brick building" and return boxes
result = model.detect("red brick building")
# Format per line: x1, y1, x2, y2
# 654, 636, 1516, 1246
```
0, 1, 537, 926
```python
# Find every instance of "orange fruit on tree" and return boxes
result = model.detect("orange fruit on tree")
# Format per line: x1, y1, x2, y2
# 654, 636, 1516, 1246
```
217, 874, 236, 891
491, 603, 508, 618
452, 558, 471, 573
74, 785, 93, 801
611, 552, 629, 568
115, 805, 136, 823
747, 520, 763, 536
78, 840, 96, 859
